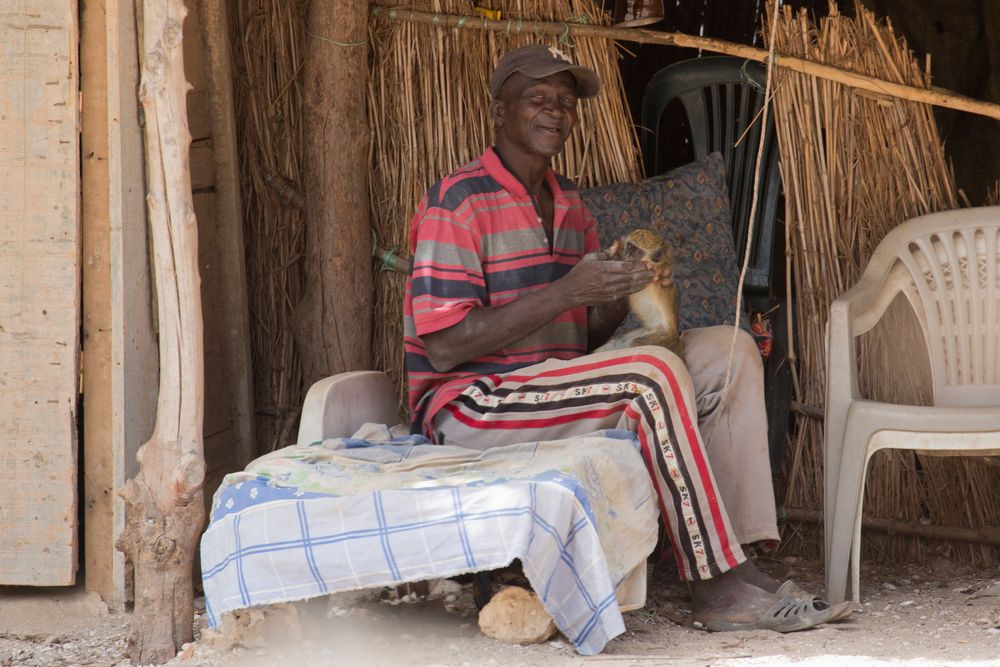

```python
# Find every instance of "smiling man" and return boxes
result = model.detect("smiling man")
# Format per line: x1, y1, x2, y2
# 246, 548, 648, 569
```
403, 44, 842, 632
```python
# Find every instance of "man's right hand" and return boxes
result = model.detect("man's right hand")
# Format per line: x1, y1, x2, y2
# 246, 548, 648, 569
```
422, 242, 653, 373
558, 244, 655, 307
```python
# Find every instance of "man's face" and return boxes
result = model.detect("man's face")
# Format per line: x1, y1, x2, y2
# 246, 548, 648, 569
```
492, 71, 579, 159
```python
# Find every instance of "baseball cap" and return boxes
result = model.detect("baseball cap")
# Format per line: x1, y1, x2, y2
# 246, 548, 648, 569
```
490, 44, 602, 100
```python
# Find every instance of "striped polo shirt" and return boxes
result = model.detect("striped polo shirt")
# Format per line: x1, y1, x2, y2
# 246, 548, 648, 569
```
404, 146, 600, 435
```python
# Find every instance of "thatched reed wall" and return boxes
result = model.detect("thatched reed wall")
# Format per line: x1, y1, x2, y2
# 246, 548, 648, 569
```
231, 1, 309, 453
228, 0, 998, 565
367, 0, 643, 404
771, 1, 1000, 564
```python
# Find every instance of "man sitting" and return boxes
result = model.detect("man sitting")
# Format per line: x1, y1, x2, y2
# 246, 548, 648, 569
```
403, 43, 838, 631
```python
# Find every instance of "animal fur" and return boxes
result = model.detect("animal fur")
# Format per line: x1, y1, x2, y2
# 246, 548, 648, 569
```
596, 228, 684, 358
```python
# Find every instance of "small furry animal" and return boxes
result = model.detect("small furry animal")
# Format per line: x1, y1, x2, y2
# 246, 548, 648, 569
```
595, 228, 684, 358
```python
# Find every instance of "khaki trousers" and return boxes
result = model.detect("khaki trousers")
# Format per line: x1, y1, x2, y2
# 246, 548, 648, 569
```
681, 325, 778, 547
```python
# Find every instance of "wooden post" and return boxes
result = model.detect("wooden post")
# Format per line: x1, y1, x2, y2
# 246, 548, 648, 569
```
81, 0, 158, 612
81, 0, 117, 603
197, 0, 256, 467
115, 1, 205, 662
294, 0, 373, 387
372, 8, 1000, 124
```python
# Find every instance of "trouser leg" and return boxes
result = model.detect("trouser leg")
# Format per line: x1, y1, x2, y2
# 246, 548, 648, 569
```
430, 346, 745, 581
682, 325, 779, 546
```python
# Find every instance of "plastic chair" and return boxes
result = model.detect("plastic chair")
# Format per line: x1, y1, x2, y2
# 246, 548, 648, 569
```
296, 370, 399, 444
640, 56, 789, 469
641, 55, 781, 297
824, 206, 1000, 604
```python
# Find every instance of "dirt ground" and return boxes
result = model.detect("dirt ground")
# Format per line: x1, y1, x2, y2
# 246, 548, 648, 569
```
1, 555, 999, 667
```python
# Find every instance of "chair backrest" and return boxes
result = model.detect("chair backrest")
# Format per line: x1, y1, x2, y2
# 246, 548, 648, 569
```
886, 207, 1000, 407
640, 56, 781, 296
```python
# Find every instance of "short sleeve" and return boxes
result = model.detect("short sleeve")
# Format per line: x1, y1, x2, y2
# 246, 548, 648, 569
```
407, 197, 486, 336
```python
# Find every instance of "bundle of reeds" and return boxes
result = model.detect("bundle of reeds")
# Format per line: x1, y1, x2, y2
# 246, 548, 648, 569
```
231, 1, 309, 452
770, 1, 1000, 563
368, 0, 643, 404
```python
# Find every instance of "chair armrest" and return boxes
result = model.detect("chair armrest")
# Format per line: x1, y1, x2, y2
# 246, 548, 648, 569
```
827, 262, 911, 403
836, 262, 912, 337
297, 371, 400, 444
824, 259, 912, 525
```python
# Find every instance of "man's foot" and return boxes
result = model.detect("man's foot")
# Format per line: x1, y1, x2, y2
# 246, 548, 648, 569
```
690, 566, 837, 632
732, 558, 782, 593
732, 559, 854, 622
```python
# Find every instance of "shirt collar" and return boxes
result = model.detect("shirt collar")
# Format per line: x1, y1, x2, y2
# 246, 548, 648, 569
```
482, 146, 564, 201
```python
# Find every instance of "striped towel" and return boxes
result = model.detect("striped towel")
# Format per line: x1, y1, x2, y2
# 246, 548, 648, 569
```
199, 428, 658, 655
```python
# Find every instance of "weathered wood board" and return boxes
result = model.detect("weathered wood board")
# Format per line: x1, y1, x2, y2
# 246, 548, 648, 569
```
81, 0, 158, 607
0, 1, 81, 585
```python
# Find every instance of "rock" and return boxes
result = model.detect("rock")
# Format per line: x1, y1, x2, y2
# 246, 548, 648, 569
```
971, 582, 1000, 599
428, 579, 465, 598
478, 586, 557, 645
207, 602, 303, 650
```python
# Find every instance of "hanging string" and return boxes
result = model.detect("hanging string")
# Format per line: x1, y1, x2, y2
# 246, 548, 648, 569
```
723, 0, 782, 391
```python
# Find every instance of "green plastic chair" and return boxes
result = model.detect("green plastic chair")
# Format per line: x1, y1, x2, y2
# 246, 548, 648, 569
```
641, 55, 781, 296
640, 56, 788, 469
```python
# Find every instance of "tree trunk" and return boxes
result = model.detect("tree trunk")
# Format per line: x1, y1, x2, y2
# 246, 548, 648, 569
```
294, 0, 373, 388
115, 1, 205, 663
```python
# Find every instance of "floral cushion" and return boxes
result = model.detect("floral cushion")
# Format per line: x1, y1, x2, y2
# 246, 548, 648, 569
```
581, 152, 747, 332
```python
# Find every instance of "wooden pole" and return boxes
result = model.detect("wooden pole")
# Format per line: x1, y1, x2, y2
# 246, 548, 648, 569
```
198, 0, 256, 466
783, 507, 1000, 547
371, 7, 1000, 124
294, 0, 373, 387
81, 0, 116, 602
115, 1, 205, 662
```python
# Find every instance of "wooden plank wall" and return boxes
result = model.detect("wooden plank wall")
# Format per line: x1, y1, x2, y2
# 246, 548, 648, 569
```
0, 0, 81, 585
80, 0, 158, 608
78, 0, 253, 606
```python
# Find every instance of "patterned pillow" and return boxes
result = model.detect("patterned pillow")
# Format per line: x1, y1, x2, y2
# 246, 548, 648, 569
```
581, 152, 747, 332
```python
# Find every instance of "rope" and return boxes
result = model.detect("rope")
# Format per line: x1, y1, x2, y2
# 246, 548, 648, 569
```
558, 14, 591, 48
371, 227, 407, 272
307, 31, 367, 47
558, 22, 576, 47
723, 0, 782, 391
739, 57, 766, 91
377, 247, 406, 272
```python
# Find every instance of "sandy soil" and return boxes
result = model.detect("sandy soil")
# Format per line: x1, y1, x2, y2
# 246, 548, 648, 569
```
1, 556, 998, 667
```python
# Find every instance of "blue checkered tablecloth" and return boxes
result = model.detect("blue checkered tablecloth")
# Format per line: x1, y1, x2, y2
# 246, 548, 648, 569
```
200, 430, 658, 655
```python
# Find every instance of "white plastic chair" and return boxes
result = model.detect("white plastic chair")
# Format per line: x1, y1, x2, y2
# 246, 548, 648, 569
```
824, 206, 1000, 604
296, 370, 400, 444
296, 370, 650, 611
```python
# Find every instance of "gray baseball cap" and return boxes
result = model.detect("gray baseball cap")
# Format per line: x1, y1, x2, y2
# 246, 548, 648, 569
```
490, 44, 602, 99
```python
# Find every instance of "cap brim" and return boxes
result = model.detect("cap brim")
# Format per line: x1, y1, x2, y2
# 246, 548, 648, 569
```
513, 61, 603, 99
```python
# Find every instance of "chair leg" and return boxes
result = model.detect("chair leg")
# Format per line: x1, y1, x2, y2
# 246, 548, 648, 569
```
825, 442, 869, 604
851, 503, 864, 603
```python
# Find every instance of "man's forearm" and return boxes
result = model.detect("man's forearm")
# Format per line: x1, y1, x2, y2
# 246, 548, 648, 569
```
587, 299, 628, 350
422, 281, 577, 372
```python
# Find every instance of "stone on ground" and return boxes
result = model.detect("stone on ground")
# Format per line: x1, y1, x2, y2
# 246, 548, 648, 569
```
477, 586, 556, 645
